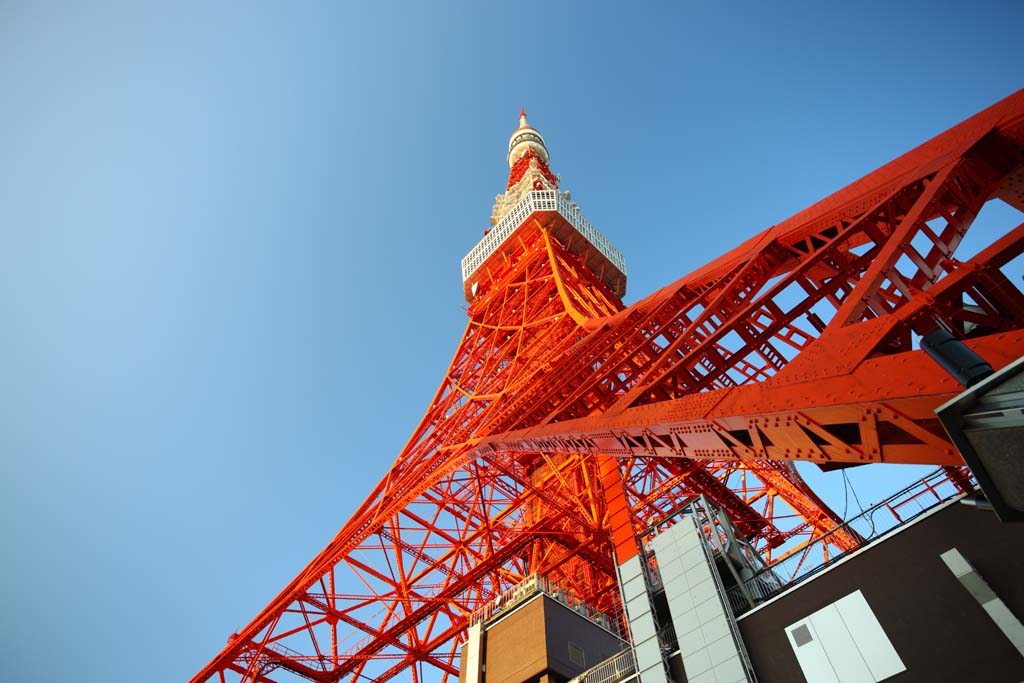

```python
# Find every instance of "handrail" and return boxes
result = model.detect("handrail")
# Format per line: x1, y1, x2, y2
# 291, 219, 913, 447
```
461, 191, 626, 282
467, 573, 624, 639
724, 467, 974, 615
567, 647, 636, 683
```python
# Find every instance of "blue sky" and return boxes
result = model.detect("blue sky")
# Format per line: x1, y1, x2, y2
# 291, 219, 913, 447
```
1, 2, 1021, 681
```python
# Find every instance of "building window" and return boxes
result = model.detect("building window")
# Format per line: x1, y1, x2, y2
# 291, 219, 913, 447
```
568, 642, 585, 667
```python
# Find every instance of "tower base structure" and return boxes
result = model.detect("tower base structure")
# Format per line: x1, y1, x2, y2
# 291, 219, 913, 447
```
189, 94, 1024, 683
473, 470, 1024, 683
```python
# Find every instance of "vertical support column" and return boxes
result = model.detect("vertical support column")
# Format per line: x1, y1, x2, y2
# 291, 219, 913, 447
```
650, 515, 755, 683
599, 456, 666, 683
598, 455, 640, 564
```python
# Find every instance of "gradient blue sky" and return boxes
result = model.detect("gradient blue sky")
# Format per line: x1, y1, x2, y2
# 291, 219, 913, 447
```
2, 2, 1022, 681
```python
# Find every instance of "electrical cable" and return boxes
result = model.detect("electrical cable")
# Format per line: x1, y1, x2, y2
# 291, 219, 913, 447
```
840, 469, 850, 520
844, 469, 875, 536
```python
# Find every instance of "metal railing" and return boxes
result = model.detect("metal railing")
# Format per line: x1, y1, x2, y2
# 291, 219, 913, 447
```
460, 190, 626, 282
567, 647, 637, 683
467, 573, 624, 638
656, 622, 678, 655
725, 467, 973, 615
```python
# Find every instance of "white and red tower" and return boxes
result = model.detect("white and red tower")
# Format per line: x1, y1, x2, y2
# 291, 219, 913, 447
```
190, 95, 1024, 683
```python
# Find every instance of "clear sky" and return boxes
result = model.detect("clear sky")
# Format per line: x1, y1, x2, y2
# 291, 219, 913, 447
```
1, 2, 1021, 681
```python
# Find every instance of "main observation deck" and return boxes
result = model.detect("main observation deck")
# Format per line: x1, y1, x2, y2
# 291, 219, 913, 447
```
461, 190, 627, 302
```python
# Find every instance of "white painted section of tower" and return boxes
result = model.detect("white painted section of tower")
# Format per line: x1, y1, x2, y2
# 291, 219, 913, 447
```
489, 157, 561, 226
617, 554, 665, 683
490, 109, 559, 226
650, 516, 751, 683
463, 190, 626, 282
507, 110, 550, 166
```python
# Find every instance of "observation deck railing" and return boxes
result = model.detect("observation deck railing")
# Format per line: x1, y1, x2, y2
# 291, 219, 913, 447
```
460, 190, 626, 283
723, 467, 973, 616
467, 573, 624, 638
566, 647, 637, 683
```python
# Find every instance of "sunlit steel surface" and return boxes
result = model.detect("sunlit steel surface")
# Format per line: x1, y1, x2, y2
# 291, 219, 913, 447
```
191, 92, 1024, 683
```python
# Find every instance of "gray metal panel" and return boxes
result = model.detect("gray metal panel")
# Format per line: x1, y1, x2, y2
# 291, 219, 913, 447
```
935, 354, 1024, 521
652, 515, 750, 682
633, 638, 664, 683
618, 554, 664, 683
628, 609, 656, 644
622, 573, 647, 603
619, 554, 647, 602
625, 592, 651, 619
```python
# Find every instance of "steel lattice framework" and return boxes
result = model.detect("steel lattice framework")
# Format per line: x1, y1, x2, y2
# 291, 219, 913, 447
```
191, 92, 1024, 683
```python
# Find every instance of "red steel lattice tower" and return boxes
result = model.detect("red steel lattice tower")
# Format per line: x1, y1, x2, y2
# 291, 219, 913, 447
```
191, 94, 1024, 683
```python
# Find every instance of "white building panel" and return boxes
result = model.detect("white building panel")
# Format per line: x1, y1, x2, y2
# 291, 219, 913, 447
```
463, 622, 483, 683
786, 590, 905, 683
785, 619, 841, 683
835, 591, 906, 681
651, 516, 751, 683
617, 554, 664, 683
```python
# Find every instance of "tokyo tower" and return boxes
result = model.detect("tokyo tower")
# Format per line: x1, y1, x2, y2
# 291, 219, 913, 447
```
191, 93, 1024, 683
